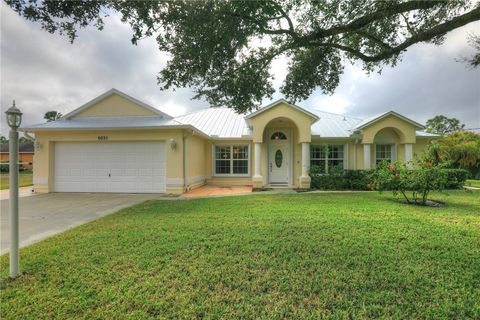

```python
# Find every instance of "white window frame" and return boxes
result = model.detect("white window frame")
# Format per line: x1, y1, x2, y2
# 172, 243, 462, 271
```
310, 144, 345, 174
212, 144, 251, 177
375, 144, 396, 166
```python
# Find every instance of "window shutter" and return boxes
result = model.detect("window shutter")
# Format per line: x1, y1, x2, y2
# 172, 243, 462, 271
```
392, 144, 397, 161
343, 143, 348, 170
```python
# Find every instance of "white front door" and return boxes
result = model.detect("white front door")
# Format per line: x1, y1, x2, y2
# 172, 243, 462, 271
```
54, 141, 166, 193
268, 131, 290, 184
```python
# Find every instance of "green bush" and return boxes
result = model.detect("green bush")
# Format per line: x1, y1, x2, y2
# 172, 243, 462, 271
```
309, 166, 374, 190
0, 163, 9, 172
442, 169, 469, 189
369, 159, 448, 205
0, 164, 24, 173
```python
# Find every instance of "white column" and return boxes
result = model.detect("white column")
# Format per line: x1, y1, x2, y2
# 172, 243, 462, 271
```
301, 142, 310, 177
404, 143, 413, 168
363, 144, 371, 169
254, 143, 262, 178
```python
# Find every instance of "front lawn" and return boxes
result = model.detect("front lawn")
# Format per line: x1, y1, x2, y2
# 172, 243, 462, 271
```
1, 191, 479, 319
0, 171, 33, 190
466, 179, 480, 188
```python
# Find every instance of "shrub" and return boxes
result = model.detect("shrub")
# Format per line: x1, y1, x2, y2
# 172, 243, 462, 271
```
309, 166, 374, 190
442, 168, 469, 189
369, 159, 448, 205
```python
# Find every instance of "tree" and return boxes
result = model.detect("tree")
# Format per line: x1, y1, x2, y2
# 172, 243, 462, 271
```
466, 34, 480, 67
428, 131, 480, 178
425, 115, 465, 134
6, 0, 480, 112
44, 111, 63, 122
0, 135, 7, 143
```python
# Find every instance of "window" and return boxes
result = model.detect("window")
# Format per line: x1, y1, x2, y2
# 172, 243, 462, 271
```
214, 144, 249, 175
310, 144, 344, 174
375, 144, 392, 166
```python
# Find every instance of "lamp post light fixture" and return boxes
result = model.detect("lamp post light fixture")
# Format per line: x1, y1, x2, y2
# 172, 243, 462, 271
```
5, 100, 22, 278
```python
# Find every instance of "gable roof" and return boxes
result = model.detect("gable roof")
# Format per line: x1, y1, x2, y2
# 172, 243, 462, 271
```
21, 94, 431, 139
353, 111, 425, 130
245, 99, 319, 121
62, 88, 172, 119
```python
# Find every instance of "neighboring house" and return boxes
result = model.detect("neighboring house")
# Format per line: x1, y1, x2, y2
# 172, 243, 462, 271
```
21, 88, 438, 194
0, 141, 34, 170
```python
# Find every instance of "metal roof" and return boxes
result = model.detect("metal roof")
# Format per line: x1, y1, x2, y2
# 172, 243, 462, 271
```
174, 108, 251, 138
308, 109, 363, 137
23, 116, 179, 130
22, 99, 430, 140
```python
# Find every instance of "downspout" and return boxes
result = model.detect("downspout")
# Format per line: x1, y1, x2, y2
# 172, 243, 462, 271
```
182, 129, 195, 192
353, 139, 358, 170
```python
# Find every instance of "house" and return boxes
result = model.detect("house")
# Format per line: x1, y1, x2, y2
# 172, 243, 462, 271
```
21, 89, 438, 194
0, 140, 34, 170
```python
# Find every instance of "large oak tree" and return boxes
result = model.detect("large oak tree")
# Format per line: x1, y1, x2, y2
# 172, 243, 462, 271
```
6, 0, 480, 112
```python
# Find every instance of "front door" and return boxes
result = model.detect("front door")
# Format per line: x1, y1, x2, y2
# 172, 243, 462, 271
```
268, 130, 290, 184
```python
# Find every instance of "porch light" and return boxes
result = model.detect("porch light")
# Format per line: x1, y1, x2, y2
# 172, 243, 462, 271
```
5, 100, 22, 129
169, 138, 177, 151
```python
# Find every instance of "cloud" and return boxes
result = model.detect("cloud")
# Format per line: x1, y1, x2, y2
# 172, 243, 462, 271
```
1, 2, 479, 137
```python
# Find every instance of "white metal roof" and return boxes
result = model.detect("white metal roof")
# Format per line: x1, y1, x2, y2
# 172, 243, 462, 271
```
308, 109, 363, 137
174, 108, 251, 138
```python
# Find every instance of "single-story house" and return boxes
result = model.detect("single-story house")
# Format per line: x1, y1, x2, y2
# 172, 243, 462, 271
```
0, 141, 34, 170
21, 88, 438, 194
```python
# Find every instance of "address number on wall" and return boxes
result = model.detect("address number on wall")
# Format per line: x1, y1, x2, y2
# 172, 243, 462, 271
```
98, 136, 108, 141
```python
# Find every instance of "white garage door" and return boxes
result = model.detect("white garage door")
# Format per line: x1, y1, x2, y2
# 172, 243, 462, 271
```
54, 141, 166, 193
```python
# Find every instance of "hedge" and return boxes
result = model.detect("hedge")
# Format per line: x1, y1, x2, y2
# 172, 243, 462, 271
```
309, 166, 469, 190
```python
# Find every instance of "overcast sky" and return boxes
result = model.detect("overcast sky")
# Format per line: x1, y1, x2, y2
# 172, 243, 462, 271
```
1, 3, 479, 136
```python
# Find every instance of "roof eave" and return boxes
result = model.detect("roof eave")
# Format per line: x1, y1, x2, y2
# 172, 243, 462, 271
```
20, 124, 211, 139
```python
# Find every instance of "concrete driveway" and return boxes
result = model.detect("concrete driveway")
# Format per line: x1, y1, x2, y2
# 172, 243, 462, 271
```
1, 193, 161, 254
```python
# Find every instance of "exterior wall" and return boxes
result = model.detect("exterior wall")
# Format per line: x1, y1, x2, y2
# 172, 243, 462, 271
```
248, 102, 314, 143
205, 140, 254, 187
186, 134, 207, 190
361, 115, 417, 144
0, 153, 34, 170
33, 129, 185, 194
413, 138, 433, 157
74, 94, 158, 118
310, 135, 433, 170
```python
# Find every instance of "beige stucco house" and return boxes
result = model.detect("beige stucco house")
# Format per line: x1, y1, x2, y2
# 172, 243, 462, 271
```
21, 89, 438, 194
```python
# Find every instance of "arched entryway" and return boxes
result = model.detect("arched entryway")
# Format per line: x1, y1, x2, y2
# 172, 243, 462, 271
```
268, 129, 291, 184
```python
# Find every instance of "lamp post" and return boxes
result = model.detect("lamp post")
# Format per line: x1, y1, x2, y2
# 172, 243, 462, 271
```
5, 100, 22, 278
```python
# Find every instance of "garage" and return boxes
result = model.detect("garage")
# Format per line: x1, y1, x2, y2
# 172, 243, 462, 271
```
54, 141, 166, 193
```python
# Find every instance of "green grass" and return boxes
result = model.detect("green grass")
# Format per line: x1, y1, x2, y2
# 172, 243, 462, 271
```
1, 191, 479, 319
0, 171, 33, 190
466, 179, 480, 188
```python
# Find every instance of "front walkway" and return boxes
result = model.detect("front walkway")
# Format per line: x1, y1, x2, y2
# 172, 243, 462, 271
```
182, 185, 252, 198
